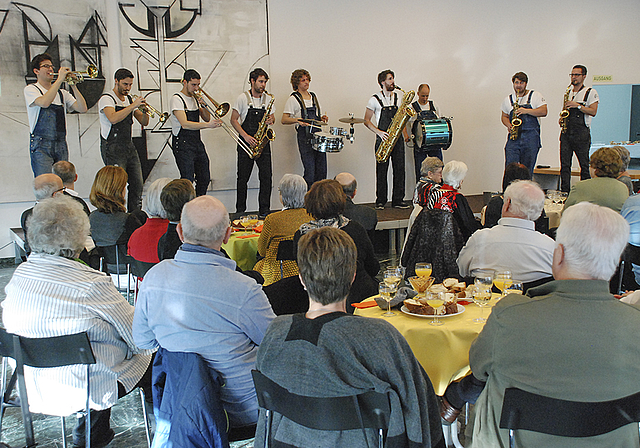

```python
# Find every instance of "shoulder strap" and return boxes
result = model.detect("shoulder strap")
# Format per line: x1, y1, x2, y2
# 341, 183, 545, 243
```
428, 100, 434, 111
173, 93, 187, 109
526, 90, 534, 104
310, 91, 321, 116
291, 91, 306, 119
412, 101, 421, 113
373, 93, 384, 108
584, 88, 592, 104
101, 92, 117, 104
244, 91, 253, 107
509, 94, 514, 107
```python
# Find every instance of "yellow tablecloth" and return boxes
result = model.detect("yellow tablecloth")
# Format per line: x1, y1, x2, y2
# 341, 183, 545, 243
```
355, 297, 497, 395
222, 232, 260, 271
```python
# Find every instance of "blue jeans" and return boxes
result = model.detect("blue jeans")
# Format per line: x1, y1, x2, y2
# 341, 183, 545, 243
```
30, 135, 68, 176
100, 139, 144, 211
297, 133, 326, 187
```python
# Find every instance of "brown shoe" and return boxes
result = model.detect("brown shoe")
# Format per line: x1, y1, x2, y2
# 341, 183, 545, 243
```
439, 396, 461, 424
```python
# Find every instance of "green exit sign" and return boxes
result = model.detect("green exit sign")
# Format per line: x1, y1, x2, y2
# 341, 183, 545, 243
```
593, 75, 612, 82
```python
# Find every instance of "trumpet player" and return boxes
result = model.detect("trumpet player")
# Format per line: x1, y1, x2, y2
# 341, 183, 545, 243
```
98, 68, 149, 211
24, 53, 88, 177
230, 68, 274, 218
170, 69, 222, 197
559, 65, 599, 192
500, 72, 547, 175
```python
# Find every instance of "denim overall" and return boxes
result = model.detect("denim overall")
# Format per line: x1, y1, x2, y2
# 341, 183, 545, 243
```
30, 86, 68, 176
504, 91, 541, 174
292, 91, 326, 187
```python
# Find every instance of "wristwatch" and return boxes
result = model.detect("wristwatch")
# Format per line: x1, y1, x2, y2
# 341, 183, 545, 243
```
577, 105, 582, 110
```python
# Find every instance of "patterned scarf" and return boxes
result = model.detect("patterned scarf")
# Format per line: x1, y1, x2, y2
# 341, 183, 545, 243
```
427, 184, 459, 213
299, 215, 350, 235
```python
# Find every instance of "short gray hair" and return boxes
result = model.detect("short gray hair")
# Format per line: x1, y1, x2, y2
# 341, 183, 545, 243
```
180, 198, 229, 246
442, 160, 468, 189
144, 178, 172, 218
503, 180, 545, 221
556, 202, 629, 280
613, 146, 630, 171
420, 157, 444, 178
27, 195, 89, 258
33, 177, 62, 201
279, 174, 307, 209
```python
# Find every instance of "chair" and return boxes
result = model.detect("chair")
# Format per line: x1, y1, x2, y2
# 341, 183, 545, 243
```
0, 329, 95, 448
275, 239, 296, 280
130, 258, 157, 303
252, 370, 390, 448
97, 244, 133, 301
499, 387, 640, 447
616, 244, 640, 294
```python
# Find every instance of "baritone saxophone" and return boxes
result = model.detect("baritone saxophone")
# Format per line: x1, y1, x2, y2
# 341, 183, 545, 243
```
375, 86, 416, 163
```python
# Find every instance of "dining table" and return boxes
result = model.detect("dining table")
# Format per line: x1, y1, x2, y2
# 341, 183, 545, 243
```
221, 230, 261, 271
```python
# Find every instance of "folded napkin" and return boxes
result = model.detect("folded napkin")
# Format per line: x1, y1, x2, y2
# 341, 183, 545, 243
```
374, 286, 417, 309
236, 233, 260, 239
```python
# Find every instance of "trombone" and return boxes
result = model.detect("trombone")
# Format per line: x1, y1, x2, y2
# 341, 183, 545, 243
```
130, 94, 169, 122
193, 88, 254, 157
53, 64, 98, 86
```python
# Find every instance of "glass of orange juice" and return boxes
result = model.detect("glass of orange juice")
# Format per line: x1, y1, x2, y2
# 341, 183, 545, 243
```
493, 270, 512, 298
415, 262, 432, 278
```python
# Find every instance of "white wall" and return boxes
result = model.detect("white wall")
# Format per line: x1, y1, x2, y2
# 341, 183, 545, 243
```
2, 0, 640, 257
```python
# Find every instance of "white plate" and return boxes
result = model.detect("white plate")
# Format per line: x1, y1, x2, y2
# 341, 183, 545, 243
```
400, 304, 465, 318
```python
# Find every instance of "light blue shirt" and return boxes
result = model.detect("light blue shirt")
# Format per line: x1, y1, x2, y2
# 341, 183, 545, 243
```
133, 247, 275, 426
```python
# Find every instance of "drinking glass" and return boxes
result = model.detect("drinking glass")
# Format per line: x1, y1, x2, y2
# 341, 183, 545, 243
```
474, 269, 494, 292
246, 214, 259, 231
386, 265, 406, 286
504, 281, 523, 296
473, 288, 492, 323
493, 270, 512, 298
379, 282, 395, 317
384, 267, 403, 291
426, 292, 445, 326
408, 276, 435, 298
415, 262, 433, 278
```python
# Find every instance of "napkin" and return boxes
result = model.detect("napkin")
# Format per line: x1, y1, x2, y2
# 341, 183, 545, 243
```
374, 286, 417, 309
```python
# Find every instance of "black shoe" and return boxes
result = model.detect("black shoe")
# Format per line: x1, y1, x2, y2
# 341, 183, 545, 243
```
392, 201, 411, 209
72, 428, 115, 448
375, 203, 385, 210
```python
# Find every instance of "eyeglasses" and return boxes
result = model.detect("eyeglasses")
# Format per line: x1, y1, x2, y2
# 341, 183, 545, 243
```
39, 64, 54, 69
569, 73, 584, 77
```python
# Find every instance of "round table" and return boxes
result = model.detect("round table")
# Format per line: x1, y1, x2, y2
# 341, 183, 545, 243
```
222, 231, 260, 271
355, 296, 497, 396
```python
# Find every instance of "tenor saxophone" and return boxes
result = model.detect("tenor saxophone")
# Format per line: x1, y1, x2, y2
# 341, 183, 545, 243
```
251, 91, 276, 159
509, 95, 522, 141
375, 87, 416, 163
559, 85, 572, 134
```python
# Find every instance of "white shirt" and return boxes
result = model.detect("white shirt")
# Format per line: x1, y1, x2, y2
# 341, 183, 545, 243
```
24, 83, 76, 133
569, 86, 599, 128
232, 91, 275, 125
366, 91, 399, 127
501, 90, 547, 125
98, 93, 132, 139
456, 217, 556, 283
169, 92, 200, 136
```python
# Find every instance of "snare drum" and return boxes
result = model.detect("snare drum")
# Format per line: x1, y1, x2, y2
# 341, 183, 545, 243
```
312, 130, 344, 153
415, 118, 452, 150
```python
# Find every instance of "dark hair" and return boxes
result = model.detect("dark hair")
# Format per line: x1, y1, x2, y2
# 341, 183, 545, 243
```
161, 179, 196, 221
249, 68, 269, 83
590, 147, 623, 178
31, 53, 53, 72
502, 162, 531, 191
512, 72, 528, 83
298, 227, 357, 305
304, 179, 346, 220
340, 179, 357, 198
377, 70, 394, 87
52, 161, 76, 184
183, 69, 201, 82
114, 68, 134, 81
290, 69, 310, 91
573, 64, 587, 76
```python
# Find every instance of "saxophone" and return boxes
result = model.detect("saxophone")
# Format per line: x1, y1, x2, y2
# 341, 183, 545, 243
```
559, 85, 572, 134
509, 95, 522, 141
251, 91, 276, 159
375, 87, 416, 163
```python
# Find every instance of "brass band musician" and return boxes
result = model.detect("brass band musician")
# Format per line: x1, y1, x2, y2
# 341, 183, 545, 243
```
408, 83, 443, 180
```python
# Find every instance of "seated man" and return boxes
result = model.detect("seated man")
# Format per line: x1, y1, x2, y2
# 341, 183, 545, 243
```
20, 173, 65, 255
457, 180, 554, 283
466, 202, 640, 447
134, 195, 275, 430
334, 172, 378, 235
255, 227, 444, 447
157, 179, 195, 261
52, 160, 91, 215
3, 196, 152, 448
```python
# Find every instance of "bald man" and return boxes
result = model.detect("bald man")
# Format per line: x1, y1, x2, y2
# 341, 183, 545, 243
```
52, 160, 90, 215
134, 195, 275, 432
21, 173, 65, 254
335, 172, 378, 235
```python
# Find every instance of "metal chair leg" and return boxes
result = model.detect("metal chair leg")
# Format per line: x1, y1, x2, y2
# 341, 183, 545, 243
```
139, 388, 152, 448
60, 415, 67, 448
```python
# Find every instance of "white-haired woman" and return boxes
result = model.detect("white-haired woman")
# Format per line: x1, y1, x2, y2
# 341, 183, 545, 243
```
128, 177, 172, 264
254, 174, 312, 285
427, 160, 480, 240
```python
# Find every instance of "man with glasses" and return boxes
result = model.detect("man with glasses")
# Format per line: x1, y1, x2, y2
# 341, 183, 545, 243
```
24, 53, 88, 177
559, 65, 599, 192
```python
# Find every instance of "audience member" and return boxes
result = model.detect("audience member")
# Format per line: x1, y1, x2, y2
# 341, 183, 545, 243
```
294, 179, 379, 309
52, 160, 90, 215
621, 193, 640, 287
134, 195, 275, 431
128, 178, 171, 264
415, 157, 444, 206
614, 145, 634, 195
334, 172, 378, 238
426, 160, 480, 240
20, 173, 64, 254
4, 196, 152, 447
457, 180, 555, 284
157, 179, 195, 260
255, 227, 444, 447
254, 174, 311, 286
460, 202, 640, 447
562, 146, 628, 213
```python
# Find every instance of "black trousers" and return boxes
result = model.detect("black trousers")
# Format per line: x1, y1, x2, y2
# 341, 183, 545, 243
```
559, 126, 591, 192
236, 146, 272, 215
375, 138, 405, 206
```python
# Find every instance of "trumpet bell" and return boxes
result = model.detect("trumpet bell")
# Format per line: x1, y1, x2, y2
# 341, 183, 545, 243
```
159, 112, 170, 123
86, 64, 98, 79
216, 103, 230, 117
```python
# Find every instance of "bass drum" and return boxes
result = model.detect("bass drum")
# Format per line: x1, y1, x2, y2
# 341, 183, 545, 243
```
311, 131, 344, 153
415, 118, 453, 151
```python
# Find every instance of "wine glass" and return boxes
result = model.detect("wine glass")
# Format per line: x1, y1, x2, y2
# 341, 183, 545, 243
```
426, 292, 445, 326
415, 262, 432, 278
386, 265, 406, 286
504, 281, 523, 296
384, 267, 403, 289
246, 214, 259, 231
474, 269, 494, 292
473, 288, 492, 323
379, 282, 395, 317
493, 270, 512, 298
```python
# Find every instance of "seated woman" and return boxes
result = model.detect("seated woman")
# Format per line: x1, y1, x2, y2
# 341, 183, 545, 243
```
484, 162, 549, 234
89, 166, 146, 262
293, 179, 379, 309
426, 160, 480, 241
414, 156, 444, 206
254, 174, 311, 286
614, 145, 634, 195
255, 227, 444, 447
563, 146, 629, 213
128, 177, 171, 264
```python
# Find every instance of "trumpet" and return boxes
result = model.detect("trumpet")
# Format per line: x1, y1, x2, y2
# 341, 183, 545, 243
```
130, 94, 169, 122
53, 64, 98, 86
192, 88, 254, 157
